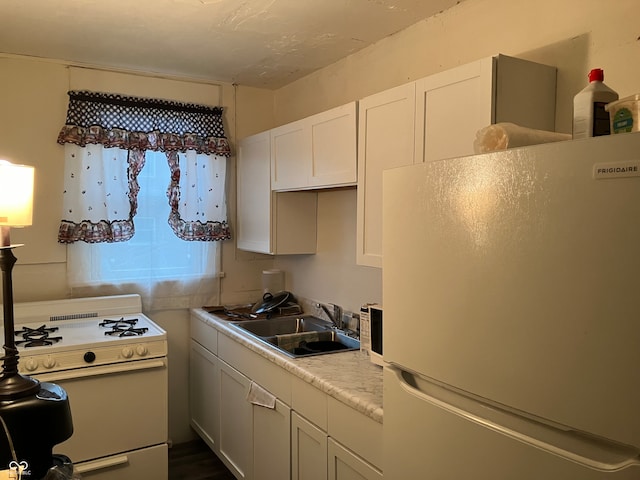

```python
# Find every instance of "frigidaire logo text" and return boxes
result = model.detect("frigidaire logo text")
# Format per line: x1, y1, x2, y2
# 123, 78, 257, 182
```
597, 165, 638, 174
593, 161, 640, 180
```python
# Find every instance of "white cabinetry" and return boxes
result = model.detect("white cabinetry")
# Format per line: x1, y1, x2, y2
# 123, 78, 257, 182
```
357, 54, 556, 267
218, 331, 292, 480
271, 102, 357, 191
254, 398, 291, 480
271, 119, 309, 191
356, 83, 416, 268
291, 378, 383, 480
218, 360, 253, 479
190, 313, 383, 480
415, 54, 557, 163
308, 103, 357, 188
328, 439, 383, 480
292, 412, 328, 480
237, 131, 317, 255
189, 325, 219, 452
190, 316, 291, 480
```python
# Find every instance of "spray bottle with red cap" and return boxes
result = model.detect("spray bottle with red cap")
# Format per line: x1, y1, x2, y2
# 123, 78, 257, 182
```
572, 68, 618, 139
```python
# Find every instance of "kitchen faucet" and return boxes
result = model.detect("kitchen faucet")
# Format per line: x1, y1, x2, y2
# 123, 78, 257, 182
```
318, 303, 342, 330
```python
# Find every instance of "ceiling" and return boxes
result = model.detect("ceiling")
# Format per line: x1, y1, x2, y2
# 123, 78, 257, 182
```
0, 0, 464, 89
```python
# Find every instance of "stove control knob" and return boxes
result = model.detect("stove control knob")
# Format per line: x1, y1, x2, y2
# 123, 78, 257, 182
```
121, 347, 134, 358
43, 356, 56, 369
24, 358, 38, 372
83, 351, 96, 363
135, 344, 148, 357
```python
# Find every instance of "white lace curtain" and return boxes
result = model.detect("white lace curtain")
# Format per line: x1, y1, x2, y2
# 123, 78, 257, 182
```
57, 90, 232, 243
56, 91, 232, 310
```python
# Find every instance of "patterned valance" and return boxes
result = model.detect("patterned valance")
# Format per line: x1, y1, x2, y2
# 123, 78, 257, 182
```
57, 90, 231, 156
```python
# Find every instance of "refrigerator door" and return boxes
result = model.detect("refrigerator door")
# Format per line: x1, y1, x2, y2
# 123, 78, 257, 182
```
384, 367, 640, 479
382, 133, 640, 449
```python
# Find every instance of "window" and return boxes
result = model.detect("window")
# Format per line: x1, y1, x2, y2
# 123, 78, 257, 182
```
81, 151, 215, 283
67, 150, 223, 311
57, 90, 231, 309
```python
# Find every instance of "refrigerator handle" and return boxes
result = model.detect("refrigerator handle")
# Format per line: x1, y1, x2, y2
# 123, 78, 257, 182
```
391, 366, 640, 472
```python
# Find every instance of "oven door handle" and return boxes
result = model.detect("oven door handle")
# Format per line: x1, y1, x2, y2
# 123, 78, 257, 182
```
34, 358, 166, 382
74, 455, 129, 474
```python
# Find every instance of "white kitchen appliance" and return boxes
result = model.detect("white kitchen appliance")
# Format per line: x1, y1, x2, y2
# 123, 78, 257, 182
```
359, 304, 386, 367
3, 294, 168, 480
382, 132, 640, 479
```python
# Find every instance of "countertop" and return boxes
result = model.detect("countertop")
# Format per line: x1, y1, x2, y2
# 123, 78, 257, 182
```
191, 308, 384, 423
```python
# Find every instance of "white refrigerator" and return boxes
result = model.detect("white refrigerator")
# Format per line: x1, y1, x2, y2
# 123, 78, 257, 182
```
382, 132, 640, 479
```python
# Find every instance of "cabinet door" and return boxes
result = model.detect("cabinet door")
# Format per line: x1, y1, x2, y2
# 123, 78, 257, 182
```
308, 102, 357, 188
292, 412, 327, 480
415, 56, 495, 163
254, 398, 291, 480
219, 360, 253, 480
328, 439, 383, 480
415, 54, 556, 163
237, 131, 272, 254
356, 82, 416, 268
271, 119, 310, 191
189, 340, 219, 453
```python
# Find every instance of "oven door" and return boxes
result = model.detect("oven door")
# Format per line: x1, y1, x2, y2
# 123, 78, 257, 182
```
34, 358, 168, 465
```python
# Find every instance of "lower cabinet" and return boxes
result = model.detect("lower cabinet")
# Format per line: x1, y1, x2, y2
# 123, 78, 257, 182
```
328, 440, 383, 480
189, 339, 219, 452
190, 315, 383, 480
253, 398, 291, 480
292, 412, 383, 480
292, 412, 328, 480
218, 360, 253, 479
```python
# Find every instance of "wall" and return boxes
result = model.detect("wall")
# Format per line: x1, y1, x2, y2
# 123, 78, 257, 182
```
0, 56, 274, 444
269, 0, 640, 314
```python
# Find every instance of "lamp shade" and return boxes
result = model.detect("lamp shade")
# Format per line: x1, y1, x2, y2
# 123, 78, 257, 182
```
0, 160, 34, 227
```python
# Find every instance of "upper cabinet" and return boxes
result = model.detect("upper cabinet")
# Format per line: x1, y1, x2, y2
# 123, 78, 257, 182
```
237, 131, 317, 255
237, 54, 556, 262
271, 102, 357, 191
237, 101, 356, 255
270, 119, 309, 191
356, 83, 417, 268
415, 54, 557, 163
357, 54, 556, 267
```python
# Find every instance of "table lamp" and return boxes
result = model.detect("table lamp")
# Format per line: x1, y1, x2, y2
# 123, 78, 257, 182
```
0, 159, 74, 478
0, 160, 40, 399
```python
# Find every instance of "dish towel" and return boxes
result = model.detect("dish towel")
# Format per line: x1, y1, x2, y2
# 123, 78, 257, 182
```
474, 122, 571, 154
247, 381, 276, 409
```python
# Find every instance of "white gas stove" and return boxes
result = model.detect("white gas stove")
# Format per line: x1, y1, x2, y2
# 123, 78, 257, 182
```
8, 294, 167, 375
5, 294, 168, 480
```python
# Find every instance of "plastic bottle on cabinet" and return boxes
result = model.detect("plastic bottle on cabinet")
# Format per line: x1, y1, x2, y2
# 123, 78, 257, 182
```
573, 68, 618, 139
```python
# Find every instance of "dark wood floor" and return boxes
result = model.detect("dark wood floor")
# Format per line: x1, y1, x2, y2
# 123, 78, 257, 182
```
169, 438, 236, 480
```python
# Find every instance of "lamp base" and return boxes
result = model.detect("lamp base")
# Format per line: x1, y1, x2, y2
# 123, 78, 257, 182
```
0, 382, 74, 479
0, 372, 40, 401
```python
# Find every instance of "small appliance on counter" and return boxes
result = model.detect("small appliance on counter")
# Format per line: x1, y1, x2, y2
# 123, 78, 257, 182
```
359, 304, 386, 367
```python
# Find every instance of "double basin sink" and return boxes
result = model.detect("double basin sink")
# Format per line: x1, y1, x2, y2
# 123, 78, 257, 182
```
230, 315, 360, 358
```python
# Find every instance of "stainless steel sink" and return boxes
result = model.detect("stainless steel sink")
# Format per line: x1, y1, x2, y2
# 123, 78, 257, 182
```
230, 315, 360, 358
232, 315, 332, 336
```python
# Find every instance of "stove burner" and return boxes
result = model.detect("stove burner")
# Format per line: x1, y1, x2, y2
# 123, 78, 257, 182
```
14, 325, 62, 348
104, 326, 149, 337
16, 337, 64, 348
15, 325, 59, 337
100, 318, 147, 337
99, 318, 139, 328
